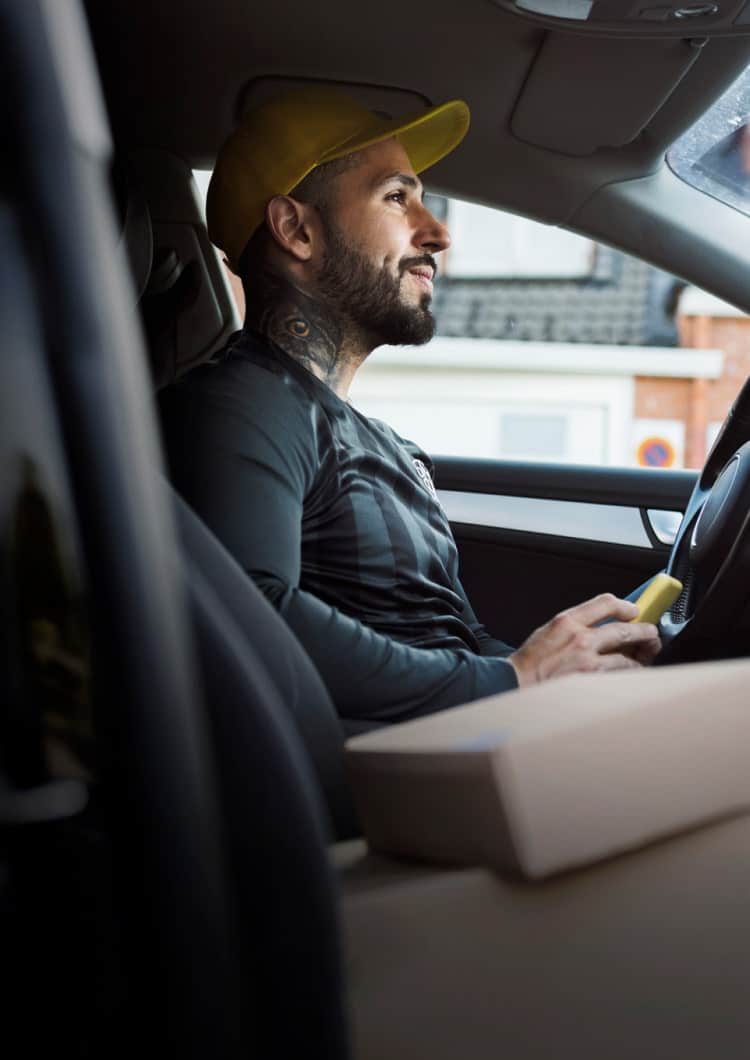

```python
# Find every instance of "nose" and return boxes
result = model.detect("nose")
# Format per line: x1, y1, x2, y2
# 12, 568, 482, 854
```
413, 201, 451, 255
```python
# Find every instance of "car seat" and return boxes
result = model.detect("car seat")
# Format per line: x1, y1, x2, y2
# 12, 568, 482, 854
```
114, 157, 359, 839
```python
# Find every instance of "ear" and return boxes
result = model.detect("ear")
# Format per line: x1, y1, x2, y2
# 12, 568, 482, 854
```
264, 195, 318, 262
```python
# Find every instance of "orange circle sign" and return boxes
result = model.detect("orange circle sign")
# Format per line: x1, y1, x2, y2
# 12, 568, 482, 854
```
637, 436, 675, 468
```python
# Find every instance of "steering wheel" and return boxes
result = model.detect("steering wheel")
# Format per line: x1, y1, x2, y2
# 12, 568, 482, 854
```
657, 375, 750, 665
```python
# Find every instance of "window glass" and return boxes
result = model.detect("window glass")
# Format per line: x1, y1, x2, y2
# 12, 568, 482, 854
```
668, 64, 750, 218
500, 412, 568, 458
353, 196, 747, 470
193, 171, 747, 471
193, 168, 211, 203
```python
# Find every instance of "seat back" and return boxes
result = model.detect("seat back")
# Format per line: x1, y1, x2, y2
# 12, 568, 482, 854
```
173, 489, 360, 838
178, 500, 352, 1059
117, 153, 358, 838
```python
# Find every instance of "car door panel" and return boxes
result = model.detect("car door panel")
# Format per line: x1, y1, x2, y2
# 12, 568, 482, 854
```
434, 457, 696, 646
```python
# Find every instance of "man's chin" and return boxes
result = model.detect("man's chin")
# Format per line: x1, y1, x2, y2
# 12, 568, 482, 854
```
413, 303, 436, 343
382, 310, 435, 347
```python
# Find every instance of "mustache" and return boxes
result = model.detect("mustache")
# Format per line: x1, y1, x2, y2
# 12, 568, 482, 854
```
399, 254, 438, 280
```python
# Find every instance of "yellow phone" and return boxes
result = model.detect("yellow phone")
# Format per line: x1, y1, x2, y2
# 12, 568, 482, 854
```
631, 573, 683, 624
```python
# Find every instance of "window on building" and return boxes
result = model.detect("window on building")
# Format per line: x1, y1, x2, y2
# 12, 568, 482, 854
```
441, 198, 595, 280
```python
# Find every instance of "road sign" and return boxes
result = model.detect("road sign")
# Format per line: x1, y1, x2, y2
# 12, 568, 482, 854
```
637, 436, 675, 468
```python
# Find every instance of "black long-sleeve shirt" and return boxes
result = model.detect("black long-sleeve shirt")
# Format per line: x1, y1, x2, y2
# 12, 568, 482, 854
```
159, 330, 518, 724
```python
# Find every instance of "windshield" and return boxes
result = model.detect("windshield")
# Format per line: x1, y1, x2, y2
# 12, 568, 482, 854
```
668, 65, 750, 218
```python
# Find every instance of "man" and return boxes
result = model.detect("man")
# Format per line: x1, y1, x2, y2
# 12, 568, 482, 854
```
160, 86, 660, 728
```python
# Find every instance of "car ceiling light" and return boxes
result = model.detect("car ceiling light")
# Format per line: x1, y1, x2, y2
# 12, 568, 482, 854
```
515, 0, 593, 16
673, 3, 720, 14
500, 0, 747, 30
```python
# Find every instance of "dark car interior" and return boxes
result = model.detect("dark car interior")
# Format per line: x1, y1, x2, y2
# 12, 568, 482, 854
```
5, 0, 750, 1057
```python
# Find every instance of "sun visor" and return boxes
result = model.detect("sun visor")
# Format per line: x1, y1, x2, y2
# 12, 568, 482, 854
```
511, 33, 704, 155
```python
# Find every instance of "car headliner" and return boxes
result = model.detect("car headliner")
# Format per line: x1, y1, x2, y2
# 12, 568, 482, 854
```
85, 0, 750, 308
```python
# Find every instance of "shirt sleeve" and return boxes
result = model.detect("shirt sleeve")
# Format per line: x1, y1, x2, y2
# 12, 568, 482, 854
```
160, 362, 518, 724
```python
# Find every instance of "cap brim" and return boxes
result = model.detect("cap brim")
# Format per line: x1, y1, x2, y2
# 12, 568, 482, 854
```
319, 99, 470, 175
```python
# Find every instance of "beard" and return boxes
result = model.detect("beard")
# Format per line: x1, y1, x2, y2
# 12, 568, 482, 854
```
315, 220, 436, 348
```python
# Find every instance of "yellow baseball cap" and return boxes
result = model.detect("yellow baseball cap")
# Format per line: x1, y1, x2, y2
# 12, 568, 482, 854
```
207, 85, 470, 271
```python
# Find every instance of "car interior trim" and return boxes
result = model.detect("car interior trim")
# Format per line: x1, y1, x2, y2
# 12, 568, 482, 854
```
433, 455, 696, 508
439, 489, 653, 547
646, 507, 684, 545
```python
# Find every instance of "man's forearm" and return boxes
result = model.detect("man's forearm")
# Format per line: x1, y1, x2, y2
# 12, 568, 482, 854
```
255, 573, 519, 723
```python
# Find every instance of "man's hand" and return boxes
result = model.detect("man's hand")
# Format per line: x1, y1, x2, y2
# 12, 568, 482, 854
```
508, 593, 661, 689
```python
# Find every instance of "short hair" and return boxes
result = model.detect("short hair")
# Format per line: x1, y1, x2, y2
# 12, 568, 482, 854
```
236, 152, 360, 300
291, 151, 360, 212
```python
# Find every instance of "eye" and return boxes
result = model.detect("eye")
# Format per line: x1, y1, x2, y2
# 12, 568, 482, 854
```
386, 190, 407, 205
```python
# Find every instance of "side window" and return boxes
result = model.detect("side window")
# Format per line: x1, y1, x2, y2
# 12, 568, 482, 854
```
193, 168, 246, 314
350, 196, 748, 471
193, 169, 748, 473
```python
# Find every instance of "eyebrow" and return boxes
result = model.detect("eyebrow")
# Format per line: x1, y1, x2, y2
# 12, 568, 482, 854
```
374, 172, 425, 199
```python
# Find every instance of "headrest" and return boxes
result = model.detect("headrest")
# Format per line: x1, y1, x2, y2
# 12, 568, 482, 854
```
141, 251, 203, 389
112, 151, 241, 389
128, 148, 242, 389
114, 164, 198, 387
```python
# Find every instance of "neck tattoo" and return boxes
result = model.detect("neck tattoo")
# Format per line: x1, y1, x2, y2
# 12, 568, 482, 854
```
246, 270, 355, 391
